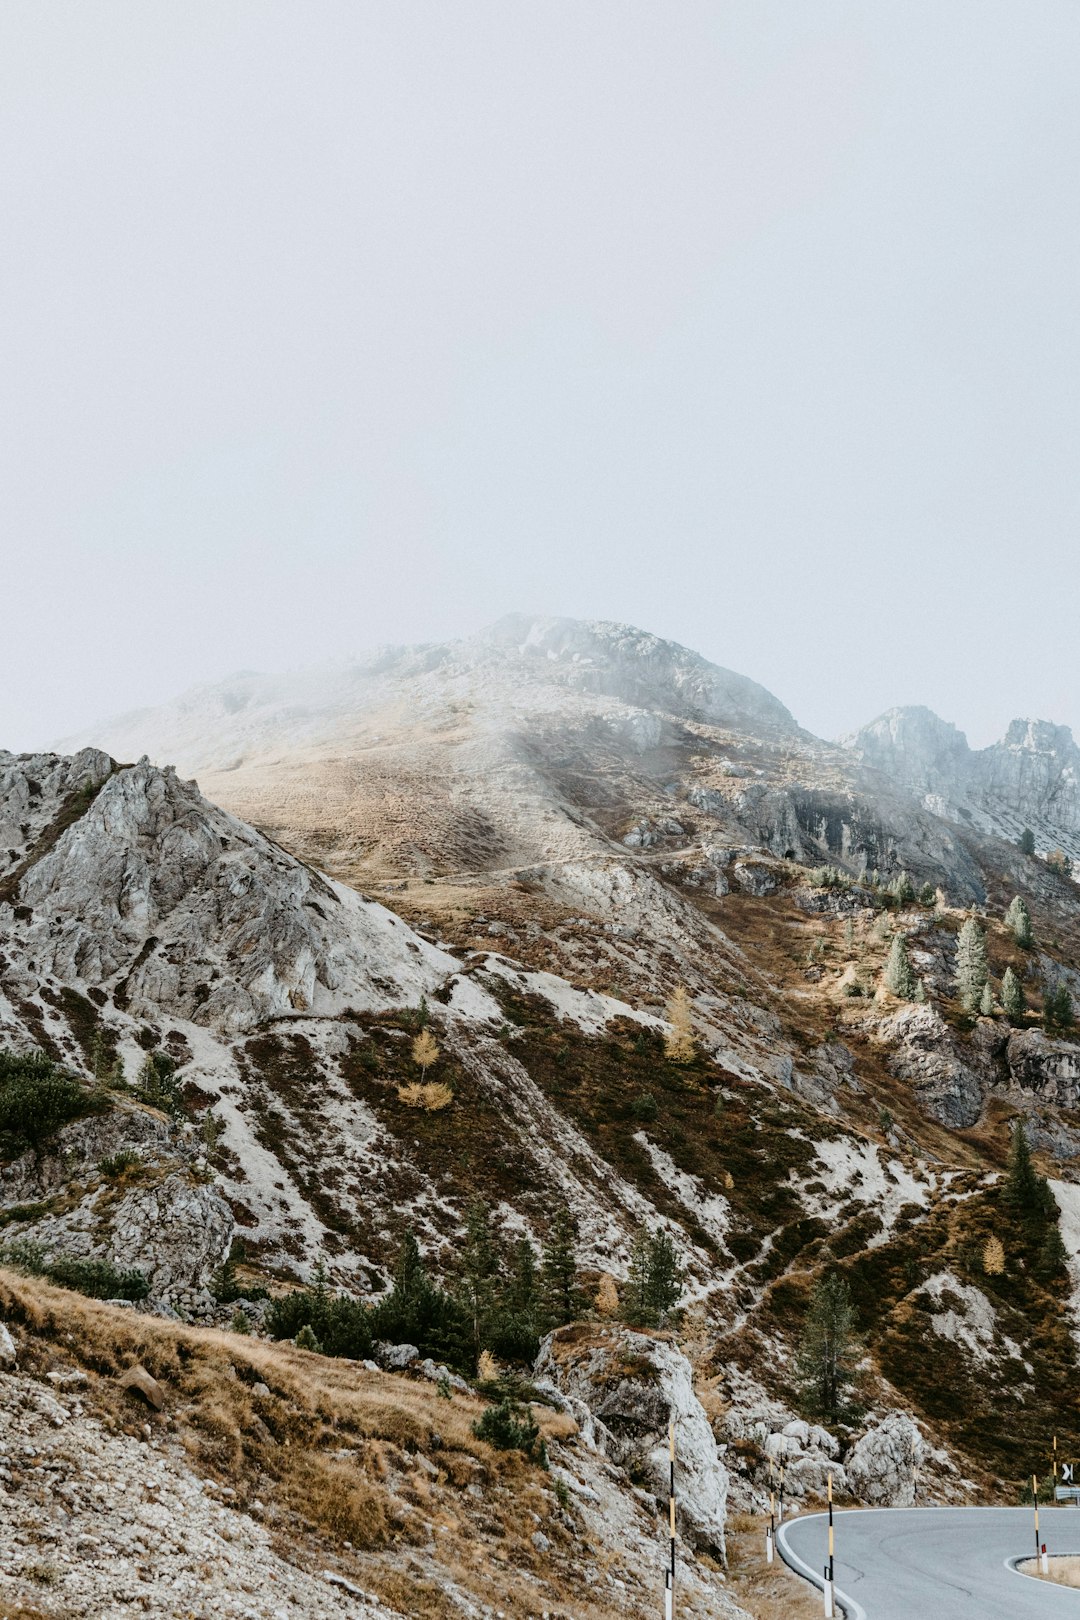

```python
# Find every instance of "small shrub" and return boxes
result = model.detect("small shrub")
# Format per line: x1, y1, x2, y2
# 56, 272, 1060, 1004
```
135, 1051, 185, 1119
629, 1091, 658, 1121
230, 1308, 252, 1335
1, 1240, 149, 1301
471, 1397, 543, 1458
98, 1149, 142, 1179
397, 1081, 454, 1111
0, 1051, 86, 1150
295, 1323, 322, 1353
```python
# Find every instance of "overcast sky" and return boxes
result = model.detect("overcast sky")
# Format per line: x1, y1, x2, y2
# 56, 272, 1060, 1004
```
4, 2, 1079, 750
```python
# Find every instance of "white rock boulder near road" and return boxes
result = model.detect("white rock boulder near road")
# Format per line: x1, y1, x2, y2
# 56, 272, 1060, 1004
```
536, 1323, 729, 1559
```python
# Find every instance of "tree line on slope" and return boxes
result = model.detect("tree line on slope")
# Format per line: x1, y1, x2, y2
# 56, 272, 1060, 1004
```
264, 1201, 684, 1376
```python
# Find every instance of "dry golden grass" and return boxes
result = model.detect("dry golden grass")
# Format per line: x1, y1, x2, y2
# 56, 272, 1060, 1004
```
725, 1511, 827, 1619
1019, 1554, 1080, 1587
397, 1080, 454, 1110
0, 1269, 654, 1620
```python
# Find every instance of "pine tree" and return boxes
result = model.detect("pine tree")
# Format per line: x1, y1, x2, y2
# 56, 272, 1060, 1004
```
1036, 1224, 1069, 1280
1004, 896, 1033, 948
626, 1229, 652, 1325
919, 882, 937, 907
459, 1199, 499, 1357
914, 978, 928, 1003
664, 987, 696, 1063
892, 871, 915, 905
797, 1272, 859, 1422
1002, 966, 1025, 1020
507, 1237, 539, 1317
624, 1227, 683, 1327
883, 935, 917, 1000
979, 981, 995, 1017
1019, 828, 1036, 856
954, 917, 989, 1012
541, 1208, 581, 1326
1002, 1120, 1056, 1226
646, 1229, 683, 1325
1044, 983, 1075, 1032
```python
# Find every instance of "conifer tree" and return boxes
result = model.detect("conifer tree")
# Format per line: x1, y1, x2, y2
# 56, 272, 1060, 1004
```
892, 871, 915, 905
1044, 983, 1075, 1032
954, 917, 989, 1011
919, 882, 937, 907
914, 978, 928, 1003
541, 1207, 582, 1327
1019, 828, 1036, 856
883, 935, 917, 1000
664, 986, 696, 1063
646, 1229, 683, 1325
459, 1199, 498, 1357
1037, 1224, 1069, 1280
1005, 896, 1033, 948
982, 1235, 1005, 1275
412, 1028, 439, 1076
797, 1272, 859, 1422
979, 981, 994, 1017
1002, 1120, 1055, 1226
1002, 966, 1025, 1020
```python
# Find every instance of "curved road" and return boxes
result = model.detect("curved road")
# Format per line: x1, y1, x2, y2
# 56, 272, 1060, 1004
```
778, 1507, 1080, 1619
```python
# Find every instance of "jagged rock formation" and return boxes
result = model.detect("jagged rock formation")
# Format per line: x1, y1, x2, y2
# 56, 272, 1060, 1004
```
845, 706, 1080, 860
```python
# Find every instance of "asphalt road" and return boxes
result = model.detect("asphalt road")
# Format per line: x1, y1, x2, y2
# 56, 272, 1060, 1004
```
777, 1506, 1080, 1619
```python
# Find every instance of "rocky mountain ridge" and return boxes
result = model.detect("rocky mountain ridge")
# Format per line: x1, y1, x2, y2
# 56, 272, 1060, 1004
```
845, 705, 1080, 862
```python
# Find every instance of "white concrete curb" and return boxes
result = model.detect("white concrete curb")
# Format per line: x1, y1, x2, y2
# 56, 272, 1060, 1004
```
775, 1512, 867, 1620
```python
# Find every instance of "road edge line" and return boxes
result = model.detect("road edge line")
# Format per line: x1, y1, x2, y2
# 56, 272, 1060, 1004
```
775, 1511, 868, 1620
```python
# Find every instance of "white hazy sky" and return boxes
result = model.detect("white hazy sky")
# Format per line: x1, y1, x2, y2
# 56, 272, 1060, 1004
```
4, 2, 1080, 751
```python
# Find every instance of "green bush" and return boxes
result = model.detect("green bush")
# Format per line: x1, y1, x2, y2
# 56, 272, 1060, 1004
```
0, 1051, 86, 1150
135, 1051, 185, 1119
266, 1283, 373, 1360
98, 1150, 142, 1179
471, 1397, 544, 1459
629, 1091, 658, 1122
1, 1239, 148, 1301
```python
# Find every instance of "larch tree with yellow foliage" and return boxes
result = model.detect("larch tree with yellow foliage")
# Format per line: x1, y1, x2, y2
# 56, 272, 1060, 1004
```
412, 1028, 439, 1076
664, 986, 696, 1063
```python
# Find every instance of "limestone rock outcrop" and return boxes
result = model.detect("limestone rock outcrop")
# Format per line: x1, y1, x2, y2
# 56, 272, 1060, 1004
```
536, 1324, 729, 1557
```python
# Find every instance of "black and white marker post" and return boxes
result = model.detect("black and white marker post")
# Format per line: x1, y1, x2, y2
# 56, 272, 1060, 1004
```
766, 1476, 775, 1566
823, 1470, 836, 1618
665, 1420, 676, 1620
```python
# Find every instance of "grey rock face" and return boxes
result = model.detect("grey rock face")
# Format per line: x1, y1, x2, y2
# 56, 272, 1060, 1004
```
879, 1005, 987, 1128
845, 707, 1080, 862
536, 1325, 728, 1557
845, 1413, 925, 1506
1, 753, 476, 1038
18, 1172, 233, 1303
1006, 1030, 1080, 1108
731, 862, 778, 897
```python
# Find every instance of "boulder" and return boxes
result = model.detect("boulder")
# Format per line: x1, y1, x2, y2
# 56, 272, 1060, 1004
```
845, 1413, 925, 1506
0, 1322, 16, 1370
879, 1004, 986, 1128
378, 1342, 419, 1370
118, 1363, 165, 1410
731, 862, 778, 897
536, 1325, 728, 1557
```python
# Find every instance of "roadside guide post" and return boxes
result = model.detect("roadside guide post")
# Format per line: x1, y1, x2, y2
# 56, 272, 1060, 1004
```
823, 1471, 835, 1618
664, 1420, 675, 1620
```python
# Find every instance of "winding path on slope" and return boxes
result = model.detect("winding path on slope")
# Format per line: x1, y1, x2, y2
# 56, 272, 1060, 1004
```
778, 1506, 1080, 1618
